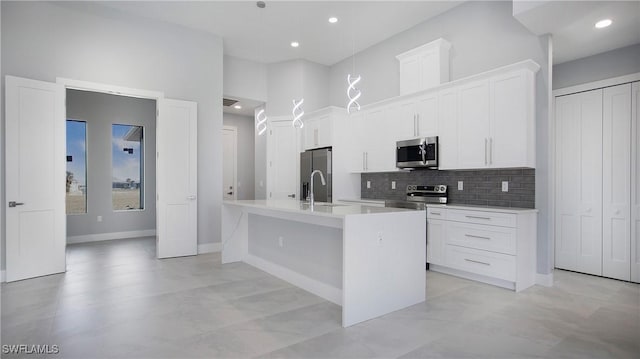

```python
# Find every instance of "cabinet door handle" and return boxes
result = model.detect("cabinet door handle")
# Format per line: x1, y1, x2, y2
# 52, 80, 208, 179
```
489, 137, 493, 165
413, 114, 417, 136
365, 152, 368, 170
466, 215, 491, 220
465, 234, 491, 240
363, 152, 366, 171
430, 212, 442, 216
465, 258, 491, 266
484, 138, 488, 165
416, 113, 420, 135
314, 129, 318, 146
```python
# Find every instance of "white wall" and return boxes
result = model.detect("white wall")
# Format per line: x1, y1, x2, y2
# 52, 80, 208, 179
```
266, 59, 330, 117
66, 90, 156, 237
223, 113, 255, 200
328, 1, 552, 274
1, 1, 224, 270
553, 43, 640, 90
223, 55, 267, 102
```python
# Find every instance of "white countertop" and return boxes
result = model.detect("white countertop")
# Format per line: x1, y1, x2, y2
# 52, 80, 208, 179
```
223, 199, 417, 218
426, 203, 538, 214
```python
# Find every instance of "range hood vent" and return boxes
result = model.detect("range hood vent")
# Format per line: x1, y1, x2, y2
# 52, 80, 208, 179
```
223, 98, 238, 107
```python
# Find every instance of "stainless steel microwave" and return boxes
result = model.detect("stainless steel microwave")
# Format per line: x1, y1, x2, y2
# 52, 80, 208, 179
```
396, 137, 438, 169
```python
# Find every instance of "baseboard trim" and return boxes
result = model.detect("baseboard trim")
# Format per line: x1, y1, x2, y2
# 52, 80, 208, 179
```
198, 242, 222, 254
67, 230, 156, 244
1, 270, 5, 283
535, 272, 554, 287
429, 264, 516, 291
245, 254, 342, 306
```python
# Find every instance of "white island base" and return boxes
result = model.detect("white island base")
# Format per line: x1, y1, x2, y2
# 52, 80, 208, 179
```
222, 200, 426, 327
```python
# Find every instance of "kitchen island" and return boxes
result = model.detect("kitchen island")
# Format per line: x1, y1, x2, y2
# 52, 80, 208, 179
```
222, 200, 426, 327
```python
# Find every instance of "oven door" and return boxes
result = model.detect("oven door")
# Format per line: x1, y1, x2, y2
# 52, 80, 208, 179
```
396, 137, 438, 168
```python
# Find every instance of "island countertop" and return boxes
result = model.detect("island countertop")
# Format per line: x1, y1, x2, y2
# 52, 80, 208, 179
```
223, 199, 419, 219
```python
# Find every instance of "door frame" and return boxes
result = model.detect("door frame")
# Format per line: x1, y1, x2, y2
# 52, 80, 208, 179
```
56, 77, 164, 243
266, 117, 302, 200
222, 125, 238, 200
550, 71, 640, 273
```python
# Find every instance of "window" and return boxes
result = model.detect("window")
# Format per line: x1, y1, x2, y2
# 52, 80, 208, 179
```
112, 124, 144, 210
66, 120, 87, 214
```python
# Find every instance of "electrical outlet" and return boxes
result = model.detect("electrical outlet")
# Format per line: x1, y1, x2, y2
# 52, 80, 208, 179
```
97, 216, 102, 222
278, 236, 284, 248
391, 181, 396, 190
367, 180, 371, 189
502, 181, 509, 192
458, 181, 463, 191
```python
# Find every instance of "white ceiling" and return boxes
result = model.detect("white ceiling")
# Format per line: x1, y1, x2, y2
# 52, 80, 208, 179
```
223, 96, 264, 117
96, 1, 462, 66
513, 0, 640, 64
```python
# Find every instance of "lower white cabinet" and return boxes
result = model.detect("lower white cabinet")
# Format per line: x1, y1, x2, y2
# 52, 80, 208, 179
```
427, 206, 537, 292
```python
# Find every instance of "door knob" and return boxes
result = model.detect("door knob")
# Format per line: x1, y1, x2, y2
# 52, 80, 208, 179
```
8, 201, 24, 208
287, 194, 296, 198
187, 195, 196, 200
226, 192, 233, 195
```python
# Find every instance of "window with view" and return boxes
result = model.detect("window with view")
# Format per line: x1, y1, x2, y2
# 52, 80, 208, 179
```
66, 120, 87, 214
112, 124, 144, 210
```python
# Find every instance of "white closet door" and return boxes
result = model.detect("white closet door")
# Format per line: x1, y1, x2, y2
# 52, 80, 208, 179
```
555, 89, 603, 276
632, 81, 640, 283
602, 84, 632, 281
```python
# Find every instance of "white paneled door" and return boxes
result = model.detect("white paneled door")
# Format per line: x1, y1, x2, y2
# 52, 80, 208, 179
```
268, 120, 299, 200
157, 99, 198, 258
632, 82, 640, 283
602, 84, 632, 281
555, 89, 603, 276
5, 76, 66, 282
222, 126, 238, 200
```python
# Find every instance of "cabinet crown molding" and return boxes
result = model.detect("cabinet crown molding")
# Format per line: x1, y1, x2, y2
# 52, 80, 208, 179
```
395, 38, 452, 60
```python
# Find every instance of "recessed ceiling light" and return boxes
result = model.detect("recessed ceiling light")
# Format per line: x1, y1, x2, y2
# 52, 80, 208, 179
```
328, 17, 338, 24
290, 41, 300, 48
595, 19, 612, 29
234, 105, 242, 109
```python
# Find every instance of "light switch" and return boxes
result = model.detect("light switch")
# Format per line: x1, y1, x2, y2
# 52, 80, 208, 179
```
391, 181, 396, 190
502, 181, 509, 192
97, 216, 102, 222
458, 181, 463, 191
367, 180, 371, 189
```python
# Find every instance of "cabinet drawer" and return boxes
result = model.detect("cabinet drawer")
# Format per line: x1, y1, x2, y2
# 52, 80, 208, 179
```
445, 245, 516, 281
446, 222, 516, 255
427, 208, 447, 219
447, 209, 516, 228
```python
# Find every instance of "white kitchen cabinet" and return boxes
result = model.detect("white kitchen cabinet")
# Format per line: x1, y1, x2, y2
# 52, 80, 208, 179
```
396, 38, 451, 96
363, 107, 396, 172
388, 93, 440, 141
457, 79, 490, 168
303, 107, 343, 150
415, 94, 439, 137
427, 206, 537, 292
437, 88, 459, 170
427, 215, 446, 266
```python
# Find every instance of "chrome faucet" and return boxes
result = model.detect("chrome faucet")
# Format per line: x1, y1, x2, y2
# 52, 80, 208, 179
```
309, 170, 326, 208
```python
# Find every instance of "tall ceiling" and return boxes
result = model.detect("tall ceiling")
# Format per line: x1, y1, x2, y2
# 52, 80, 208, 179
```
95, 1, 462, 66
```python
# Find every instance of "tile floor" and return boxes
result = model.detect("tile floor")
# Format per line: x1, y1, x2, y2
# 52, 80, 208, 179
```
1, 237, 639, 358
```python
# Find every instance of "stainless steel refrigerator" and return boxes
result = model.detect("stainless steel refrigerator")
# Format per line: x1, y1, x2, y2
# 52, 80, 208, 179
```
300, 147, 332, 202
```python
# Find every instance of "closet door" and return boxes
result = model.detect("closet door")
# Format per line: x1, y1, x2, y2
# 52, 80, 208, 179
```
555, 89, 603, 276
602, 84, 632, 281
632, 82, 640, 283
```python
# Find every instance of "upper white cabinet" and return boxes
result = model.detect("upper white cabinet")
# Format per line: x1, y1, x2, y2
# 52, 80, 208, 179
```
439, 63, 539, 170
344, 59, 540, 173
396, 38, 451, 96
303, 106, 342, 150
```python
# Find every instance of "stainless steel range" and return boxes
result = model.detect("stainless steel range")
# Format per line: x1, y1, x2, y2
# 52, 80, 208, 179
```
384, 185, 448, 210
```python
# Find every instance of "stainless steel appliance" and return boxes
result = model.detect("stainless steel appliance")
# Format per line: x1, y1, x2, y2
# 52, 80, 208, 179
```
384, 184, 448, 210
300, 147, 332, 202
396, 136, 438, 169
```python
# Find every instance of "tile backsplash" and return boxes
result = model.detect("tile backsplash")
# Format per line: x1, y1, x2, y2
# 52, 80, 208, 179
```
361, 169, 535, 208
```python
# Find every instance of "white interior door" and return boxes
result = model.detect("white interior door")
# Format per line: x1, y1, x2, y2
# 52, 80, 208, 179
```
631, 81, 640, 283
268, 119, 299, 200
555, 89, 603, 276
602, 84, 632, 281
157, 99, 197, 258
5, 76, 65, 282
222, 126, 237, 200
